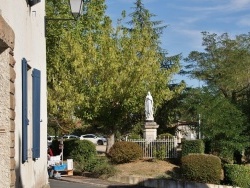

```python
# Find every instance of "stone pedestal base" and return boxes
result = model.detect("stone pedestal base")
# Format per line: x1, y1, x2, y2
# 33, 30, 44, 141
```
143, 121, 159, 140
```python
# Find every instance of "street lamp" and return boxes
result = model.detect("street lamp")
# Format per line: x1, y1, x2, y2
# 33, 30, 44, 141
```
46, 0, 90, 21
69, 0, 89, 20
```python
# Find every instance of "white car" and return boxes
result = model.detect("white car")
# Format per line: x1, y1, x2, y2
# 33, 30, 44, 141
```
79, 134, 107, 145
62, 135, 79, 139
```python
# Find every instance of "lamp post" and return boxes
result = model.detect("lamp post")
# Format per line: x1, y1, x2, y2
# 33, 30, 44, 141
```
198, 114, 201, 139
46, 0, 90, 21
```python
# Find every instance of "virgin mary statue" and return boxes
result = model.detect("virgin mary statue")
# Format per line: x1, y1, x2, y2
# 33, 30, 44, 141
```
145, 92, 154, 121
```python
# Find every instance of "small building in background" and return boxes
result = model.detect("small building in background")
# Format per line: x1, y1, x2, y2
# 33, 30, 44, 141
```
175, 121, 198, 144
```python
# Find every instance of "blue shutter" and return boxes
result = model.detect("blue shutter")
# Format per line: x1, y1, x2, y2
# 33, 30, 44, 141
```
28, 0, 41, 6
32, 69, 41, 159
22, 58, 29, 163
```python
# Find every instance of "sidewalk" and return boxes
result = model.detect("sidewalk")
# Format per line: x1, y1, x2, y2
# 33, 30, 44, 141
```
57, 175, 148, 187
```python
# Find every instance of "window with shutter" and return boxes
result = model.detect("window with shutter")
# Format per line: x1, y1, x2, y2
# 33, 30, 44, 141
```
32, 69, 41, 159
22, 58, 29, 163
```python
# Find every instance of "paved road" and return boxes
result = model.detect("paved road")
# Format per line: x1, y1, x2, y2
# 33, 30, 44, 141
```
49, 178, 148, 188
49, 179, 101, 188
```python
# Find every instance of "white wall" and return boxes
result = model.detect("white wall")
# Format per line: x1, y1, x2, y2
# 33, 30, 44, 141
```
0, 1, 48, 187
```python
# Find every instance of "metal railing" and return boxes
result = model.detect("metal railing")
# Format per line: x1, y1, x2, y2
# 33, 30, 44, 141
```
127, 137, 178, 159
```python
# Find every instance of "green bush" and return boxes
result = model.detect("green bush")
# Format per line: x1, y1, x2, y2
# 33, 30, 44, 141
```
157, 133, 174, 139
182, 139, 205, 157
127, 133, 141, 139
108, 141, 143, 164
181, 154, 221, 184
63, 139, 78, 158
70, 140, 96, 162
224, 164, 250, 188
83, 156, 102, 172
153, 144, 166, 160
69, 140, 97, 174
150, 142, 173, 160
74, 155, 116, 178
90, 157, 116, 178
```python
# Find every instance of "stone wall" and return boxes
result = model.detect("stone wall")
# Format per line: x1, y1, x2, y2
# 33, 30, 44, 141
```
108, 175, 239, 188
0, 15, 16, 187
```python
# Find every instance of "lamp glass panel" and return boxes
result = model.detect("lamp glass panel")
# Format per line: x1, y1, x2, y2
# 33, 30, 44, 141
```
69, 0, 83, 17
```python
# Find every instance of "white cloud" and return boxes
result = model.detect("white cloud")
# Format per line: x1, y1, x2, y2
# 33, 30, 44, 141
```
178, 0, 250, 14
229, 0, 250, 9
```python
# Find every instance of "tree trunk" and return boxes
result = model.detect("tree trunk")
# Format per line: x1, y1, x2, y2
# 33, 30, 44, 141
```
106, 133, 115, 153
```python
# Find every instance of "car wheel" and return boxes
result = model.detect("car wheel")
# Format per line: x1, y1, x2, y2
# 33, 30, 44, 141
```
97, 140, 103, 145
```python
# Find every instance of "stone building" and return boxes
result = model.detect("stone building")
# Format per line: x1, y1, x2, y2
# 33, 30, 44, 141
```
0, 0, 49, 187
175, 121, 198, 144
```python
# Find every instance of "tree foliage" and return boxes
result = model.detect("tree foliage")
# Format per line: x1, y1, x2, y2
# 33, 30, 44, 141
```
181, 32, 250, 161
76, 1, 180, 136
46, 0, 181, 140
46, 0, 86, 133
198, 88, 248, 160
170, 86, 249, 161
185, 32, 250, 103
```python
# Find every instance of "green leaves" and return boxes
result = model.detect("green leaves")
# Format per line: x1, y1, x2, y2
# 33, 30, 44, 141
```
185, 32, 250, 102
46, 0, 180, 136
182, 32, 250, 161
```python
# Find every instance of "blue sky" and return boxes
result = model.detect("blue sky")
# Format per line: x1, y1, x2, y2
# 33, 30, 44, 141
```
105, 0, 250, 87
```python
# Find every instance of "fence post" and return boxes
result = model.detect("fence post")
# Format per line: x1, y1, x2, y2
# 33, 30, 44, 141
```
174, 136, 178, 158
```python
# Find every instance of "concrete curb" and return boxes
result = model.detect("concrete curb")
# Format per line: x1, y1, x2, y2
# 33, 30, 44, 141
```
55, 175, 239, 188
107, 175, 239, 188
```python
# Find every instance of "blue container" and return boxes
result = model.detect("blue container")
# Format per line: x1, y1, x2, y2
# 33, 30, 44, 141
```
52, 164, 67, 171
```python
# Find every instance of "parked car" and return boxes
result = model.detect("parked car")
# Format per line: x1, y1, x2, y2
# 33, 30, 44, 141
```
62, 135, 79, 139
79, 134, 107, 145
47, 134, 55, 146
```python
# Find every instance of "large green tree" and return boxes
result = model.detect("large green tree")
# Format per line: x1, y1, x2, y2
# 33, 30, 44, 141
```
185, 32, 250, 103
182, 32, 250, 161
75, 2, 180, 149
46, 0, 181, 150
123, 0, 183, 132
46, 0, 86, 134
182, 87, 248, 161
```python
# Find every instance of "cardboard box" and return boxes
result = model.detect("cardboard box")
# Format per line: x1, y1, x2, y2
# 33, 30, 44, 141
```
67, 159, 73, 170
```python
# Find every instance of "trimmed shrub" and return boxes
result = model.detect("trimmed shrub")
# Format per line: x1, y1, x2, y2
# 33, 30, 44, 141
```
69, 140, 96, 162
182, 139, 205, 157
181, 154, 221, 184
224, 164, 250, 188
108, 141, 143, 164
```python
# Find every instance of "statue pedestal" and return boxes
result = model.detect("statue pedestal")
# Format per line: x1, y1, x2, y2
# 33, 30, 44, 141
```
143, 121, 159, 140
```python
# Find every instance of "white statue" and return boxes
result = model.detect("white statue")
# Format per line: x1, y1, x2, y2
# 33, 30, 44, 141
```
145, 91, 154, 121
